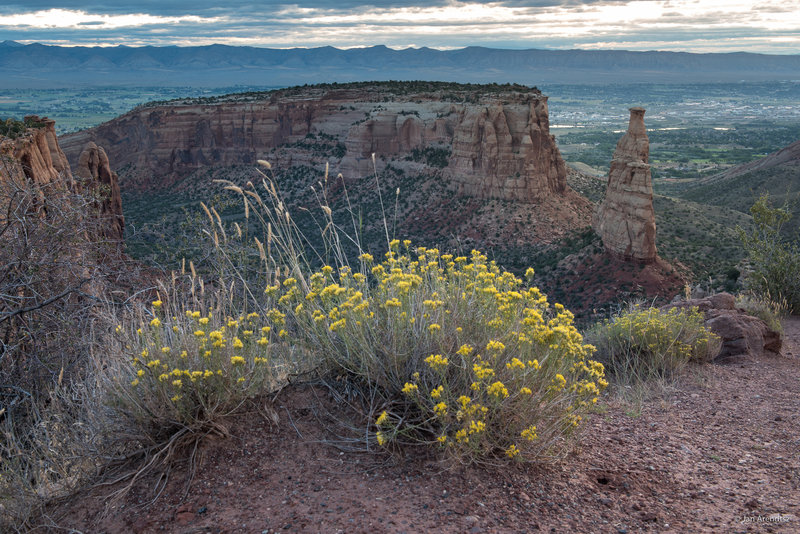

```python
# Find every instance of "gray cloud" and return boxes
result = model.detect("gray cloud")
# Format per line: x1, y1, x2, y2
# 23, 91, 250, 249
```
0, 1, 797, 54
0, 1, 636, 16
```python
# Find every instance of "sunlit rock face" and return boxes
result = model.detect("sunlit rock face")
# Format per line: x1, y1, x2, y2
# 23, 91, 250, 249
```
444, 97, 566, 201
594, 107, 658, 263
60, 83, 567, 203
1, 117, 72, 187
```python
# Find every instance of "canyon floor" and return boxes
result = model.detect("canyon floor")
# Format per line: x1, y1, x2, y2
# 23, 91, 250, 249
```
50, 320, 800, 533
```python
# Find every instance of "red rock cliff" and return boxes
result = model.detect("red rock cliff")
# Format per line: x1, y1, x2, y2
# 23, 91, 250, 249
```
1, 117, 72, 187
74, 142, 125, 242
445, 97, 565, 201
60, 84, 568, 203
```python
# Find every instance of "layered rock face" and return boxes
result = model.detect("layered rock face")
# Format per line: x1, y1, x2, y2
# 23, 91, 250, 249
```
446, 98, 565, 200
1, 117, 72, 187
1, 117, 124, 242
74, 142, 125, 241
593, 107, 657, 262
60, 84, 567, 202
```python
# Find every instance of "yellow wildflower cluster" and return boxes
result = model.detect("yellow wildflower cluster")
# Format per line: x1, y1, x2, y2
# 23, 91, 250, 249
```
487, 381, 509, 399
116, 300, 284, 429
401, 382, 419, 395
600, 306, 721, 380
248, 243, 606, 463
425, 353, 449, 372
376, 411, 389, 426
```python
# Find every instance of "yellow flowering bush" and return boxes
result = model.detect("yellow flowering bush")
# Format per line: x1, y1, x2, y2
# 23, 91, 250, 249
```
589, 305, 721, 386
271, 242, 605, 463
109, 297, 289, 437
187, 172, 603, 464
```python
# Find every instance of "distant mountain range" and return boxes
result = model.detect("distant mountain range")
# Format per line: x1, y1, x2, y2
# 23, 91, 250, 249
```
1, 41, 800, 88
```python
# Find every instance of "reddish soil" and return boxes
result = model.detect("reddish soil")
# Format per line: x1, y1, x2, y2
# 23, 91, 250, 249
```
545, 250, 688, 318
51, 319, 800, 533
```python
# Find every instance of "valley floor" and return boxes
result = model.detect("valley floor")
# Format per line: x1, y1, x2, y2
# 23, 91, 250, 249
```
52, 321, 800, 533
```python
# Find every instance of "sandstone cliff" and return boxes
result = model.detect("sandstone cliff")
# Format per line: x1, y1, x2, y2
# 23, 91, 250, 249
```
61, 83, 567, 202
1, 117, 124, 243
1, 117, 72, 187
593, 107, 658, 262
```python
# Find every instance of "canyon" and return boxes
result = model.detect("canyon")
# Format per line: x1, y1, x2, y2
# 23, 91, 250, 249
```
55, 82, 688, 313
59, 83, 598, 273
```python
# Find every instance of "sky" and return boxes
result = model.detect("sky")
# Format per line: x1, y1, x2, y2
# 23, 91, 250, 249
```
1, 1, 799, 54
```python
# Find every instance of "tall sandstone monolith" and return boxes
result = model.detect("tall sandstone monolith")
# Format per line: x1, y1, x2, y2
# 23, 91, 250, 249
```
593, 107, 657, 262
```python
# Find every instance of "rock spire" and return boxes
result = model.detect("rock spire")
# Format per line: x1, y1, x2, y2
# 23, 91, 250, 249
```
593, 107, 657, 262
75, 142, 125, 242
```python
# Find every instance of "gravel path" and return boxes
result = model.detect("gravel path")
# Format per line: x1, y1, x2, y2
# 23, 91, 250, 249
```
54, 318, 800, 533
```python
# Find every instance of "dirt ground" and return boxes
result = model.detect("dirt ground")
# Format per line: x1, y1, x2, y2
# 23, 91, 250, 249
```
49, 319, 800, 533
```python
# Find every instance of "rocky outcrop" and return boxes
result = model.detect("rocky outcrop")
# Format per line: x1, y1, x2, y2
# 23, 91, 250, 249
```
666, 293, 782, 361
2, 117, 124, 243
74, 142, 125, 242
60, 83, 567, 202
445, 98, 566, 201
593, 107, 657, 262
1, 117, 72, 187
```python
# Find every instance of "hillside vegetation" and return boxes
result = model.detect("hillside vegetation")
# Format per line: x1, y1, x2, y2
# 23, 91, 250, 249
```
682, 164, 800, 237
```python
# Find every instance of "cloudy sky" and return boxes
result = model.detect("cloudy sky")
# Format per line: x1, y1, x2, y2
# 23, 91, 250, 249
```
1, 1, 799, 54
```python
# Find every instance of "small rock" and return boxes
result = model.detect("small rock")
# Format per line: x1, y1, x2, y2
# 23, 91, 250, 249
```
176, 511, 194, 525
640, 511, 659, 522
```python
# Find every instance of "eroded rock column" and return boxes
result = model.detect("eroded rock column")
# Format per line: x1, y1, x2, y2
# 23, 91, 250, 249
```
75, 142, 125, 241
593, 107, 657, 262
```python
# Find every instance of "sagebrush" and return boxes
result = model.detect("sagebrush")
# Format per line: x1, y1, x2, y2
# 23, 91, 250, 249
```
588, 305, 720, 390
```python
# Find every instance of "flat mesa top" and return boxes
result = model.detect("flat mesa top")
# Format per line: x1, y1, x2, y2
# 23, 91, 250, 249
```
137, 81, 545, 109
